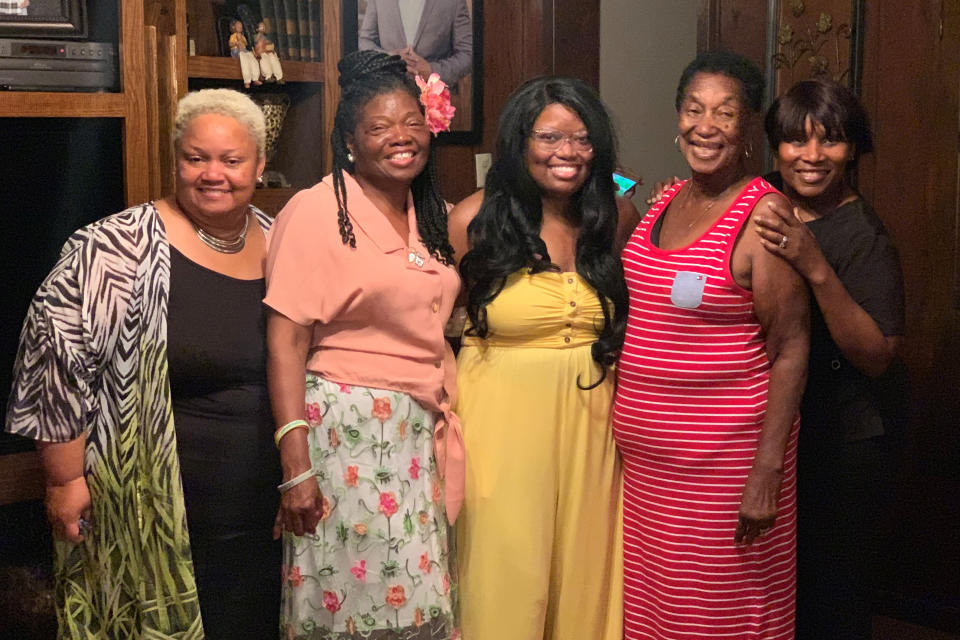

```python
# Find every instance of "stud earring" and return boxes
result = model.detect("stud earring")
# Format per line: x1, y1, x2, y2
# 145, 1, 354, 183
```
347, 151, 355, 163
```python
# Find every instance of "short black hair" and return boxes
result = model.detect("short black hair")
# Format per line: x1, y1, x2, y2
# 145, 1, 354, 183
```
765, 79, 873, 164
675, 50, 765, 113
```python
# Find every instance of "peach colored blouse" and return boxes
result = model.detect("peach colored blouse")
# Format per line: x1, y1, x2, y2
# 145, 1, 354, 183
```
264, 172, 464, 521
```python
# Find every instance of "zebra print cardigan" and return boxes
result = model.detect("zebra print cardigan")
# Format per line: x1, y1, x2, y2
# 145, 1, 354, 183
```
6, 202, 272, 639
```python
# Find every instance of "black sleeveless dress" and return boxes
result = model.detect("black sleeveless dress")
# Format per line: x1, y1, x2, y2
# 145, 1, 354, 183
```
167, 245, 281, 639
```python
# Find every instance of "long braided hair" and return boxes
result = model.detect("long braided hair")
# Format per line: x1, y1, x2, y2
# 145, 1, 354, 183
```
459, 76, 628, 388
330, 50, 454, 264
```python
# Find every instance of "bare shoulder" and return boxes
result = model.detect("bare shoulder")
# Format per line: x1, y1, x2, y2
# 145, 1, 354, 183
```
732, 191, 794, 289
450, 189, 484, 221
615, 196, 642, 254
751, 192, 790, 221
448, 189, 485, 266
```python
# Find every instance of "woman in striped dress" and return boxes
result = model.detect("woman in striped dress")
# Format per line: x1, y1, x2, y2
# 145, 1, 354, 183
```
614, 51, 810, 638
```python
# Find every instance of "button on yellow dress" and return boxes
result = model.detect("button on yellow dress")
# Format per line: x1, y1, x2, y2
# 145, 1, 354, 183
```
455, 269, 623, 640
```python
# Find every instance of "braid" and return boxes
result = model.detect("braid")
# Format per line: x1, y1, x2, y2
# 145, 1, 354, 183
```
330, 125, 356, 247
330, 50, 453, 260
411, 155, 456, 265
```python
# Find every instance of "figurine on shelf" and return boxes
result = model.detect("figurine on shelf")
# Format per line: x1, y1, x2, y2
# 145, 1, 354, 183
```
255, 21, 284, 84
229, 19, 262, 88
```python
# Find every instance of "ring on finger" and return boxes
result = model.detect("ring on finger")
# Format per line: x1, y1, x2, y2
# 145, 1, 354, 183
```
778, 235, 788, 249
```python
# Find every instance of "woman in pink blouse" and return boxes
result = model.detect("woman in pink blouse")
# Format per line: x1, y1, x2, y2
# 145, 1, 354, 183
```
264, 51, 463, 639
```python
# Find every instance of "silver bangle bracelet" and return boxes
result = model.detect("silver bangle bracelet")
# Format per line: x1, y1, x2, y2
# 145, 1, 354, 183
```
277, 467, 316, 493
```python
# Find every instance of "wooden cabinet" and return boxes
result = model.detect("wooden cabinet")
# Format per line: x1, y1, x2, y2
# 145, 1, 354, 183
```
0, 0, 345, 504
0, 0, 152, 506
0, 2, 149, 205
145, 0, 342, 215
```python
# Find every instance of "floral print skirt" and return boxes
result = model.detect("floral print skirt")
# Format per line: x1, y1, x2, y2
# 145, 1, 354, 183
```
281, 374, 456, 640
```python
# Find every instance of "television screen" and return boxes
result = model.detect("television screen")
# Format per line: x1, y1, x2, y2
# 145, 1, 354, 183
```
0, 0, 86, 39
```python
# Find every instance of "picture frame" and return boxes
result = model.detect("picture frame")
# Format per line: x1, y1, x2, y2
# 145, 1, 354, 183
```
342, 0, 483, 145
0, 0, 87, 39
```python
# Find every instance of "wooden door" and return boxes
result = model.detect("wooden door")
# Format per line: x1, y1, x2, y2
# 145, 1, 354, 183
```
700, 0, 960, 628
434, 0, 601, 202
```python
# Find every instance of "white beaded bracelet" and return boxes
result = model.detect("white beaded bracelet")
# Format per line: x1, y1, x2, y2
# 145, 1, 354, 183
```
277, 467, 316, 494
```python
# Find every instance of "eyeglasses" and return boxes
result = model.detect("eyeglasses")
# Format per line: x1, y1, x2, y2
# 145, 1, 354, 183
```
530, 129, 593, 152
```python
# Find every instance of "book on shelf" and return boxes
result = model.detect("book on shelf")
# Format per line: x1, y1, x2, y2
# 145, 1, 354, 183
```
281, 0, 301, 61
296, 1, 311, 61
308, 0, 322, 62
272, 0, 289, 60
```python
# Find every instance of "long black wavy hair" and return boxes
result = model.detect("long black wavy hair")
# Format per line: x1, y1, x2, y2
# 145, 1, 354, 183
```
330, 50, 454, 264
459, 76, 628, 388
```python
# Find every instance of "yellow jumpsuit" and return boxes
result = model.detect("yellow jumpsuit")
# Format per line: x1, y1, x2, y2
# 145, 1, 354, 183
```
455, 270, 623, 640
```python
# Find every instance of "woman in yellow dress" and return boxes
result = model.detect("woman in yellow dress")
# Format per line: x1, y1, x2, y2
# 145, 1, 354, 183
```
448, 76, 635, 640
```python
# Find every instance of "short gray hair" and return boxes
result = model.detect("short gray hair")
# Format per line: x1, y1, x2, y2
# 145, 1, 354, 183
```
174, 88, 267, 158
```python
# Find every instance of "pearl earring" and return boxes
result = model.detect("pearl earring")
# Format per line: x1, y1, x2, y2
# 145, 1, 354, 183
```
347, 151, 355, 163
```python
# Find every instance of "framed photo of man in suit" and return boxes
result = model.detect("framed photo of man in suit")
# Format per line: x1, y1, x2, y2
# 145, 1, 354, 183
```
344, 0, 482, 144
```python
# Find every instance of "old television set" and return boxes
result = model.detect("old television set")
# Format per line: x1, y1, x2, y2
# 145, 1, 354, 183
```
0, 0, 87, 39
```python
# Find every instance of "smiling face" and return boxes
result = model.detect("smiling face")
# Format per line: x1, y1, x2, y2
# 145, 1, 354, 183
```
777, 116, 852, 203
347, 89, 431, 191
677, 72, 749, 176
524, 103, 594, 200
175, 112, 264, 224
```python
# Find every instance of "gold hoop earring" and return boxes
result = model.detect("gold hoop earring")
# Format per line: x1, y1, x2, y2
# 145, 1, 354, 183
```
744, 142, 754, 159
674, 135, 681, 152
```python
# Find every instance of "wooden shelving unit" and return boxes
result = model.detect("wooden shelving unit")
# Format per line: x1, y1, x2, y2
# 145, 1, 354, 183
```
0, 92, 127, 118
0, 0, 150, 505
0, 3, 148, 205
145, 0, 342, 212
188, 55, 326, 83
251, 187, 300, 217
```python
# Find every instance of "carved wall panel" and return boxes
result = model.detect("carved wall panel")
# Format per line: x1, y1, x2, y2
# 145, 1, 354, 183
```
770, 0, 864, 94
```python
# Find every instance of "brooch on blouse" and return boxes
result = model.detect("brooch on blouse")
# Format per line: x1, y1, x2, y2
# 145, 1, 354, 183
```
408, 249, 425, 268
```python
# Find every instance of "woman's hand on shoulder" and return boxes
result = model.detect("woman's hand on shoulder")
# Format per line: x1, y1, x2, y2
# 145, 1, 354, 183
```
45, 476, 91, 543
753, 196, 829, 284
644, 176, 682, 205
745, 192, 810, 358
448, 189, 484, 267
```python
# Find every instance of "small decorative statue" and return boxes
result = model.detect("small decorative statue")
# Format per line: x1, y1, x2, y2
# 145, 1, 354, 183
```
229, 19, 261, 88
255, 21, 284, 84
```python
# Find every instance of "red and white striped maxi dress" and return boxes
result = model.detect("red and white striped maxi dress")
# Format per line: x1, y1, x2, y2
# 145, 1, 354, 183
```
613, 177, 798, 639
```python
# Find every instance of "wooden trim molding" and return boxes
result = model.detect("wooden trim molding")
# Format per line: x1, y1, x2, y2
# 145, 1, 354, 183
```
0, 452, 43, 506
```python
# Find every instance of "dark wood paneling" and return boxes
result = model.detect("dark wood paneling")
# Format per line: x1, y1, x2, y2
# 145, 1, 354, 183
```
859, 0, 960, 617
435, 0, 600, 203
554, 3, 600, 88
704, 0, 960, 626
695, 0, 768, 175
0, 453, 43, 506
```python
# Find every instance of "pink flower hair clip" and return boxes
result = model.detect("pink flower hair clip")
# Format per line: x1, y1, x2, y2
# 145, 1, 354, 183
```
416, 73, 456, 135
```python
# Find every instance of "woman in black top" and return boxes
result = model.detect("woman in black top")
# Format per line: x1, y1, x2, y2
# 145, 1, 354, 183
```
753, 79, 906, 640
5, 87, 280, 638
